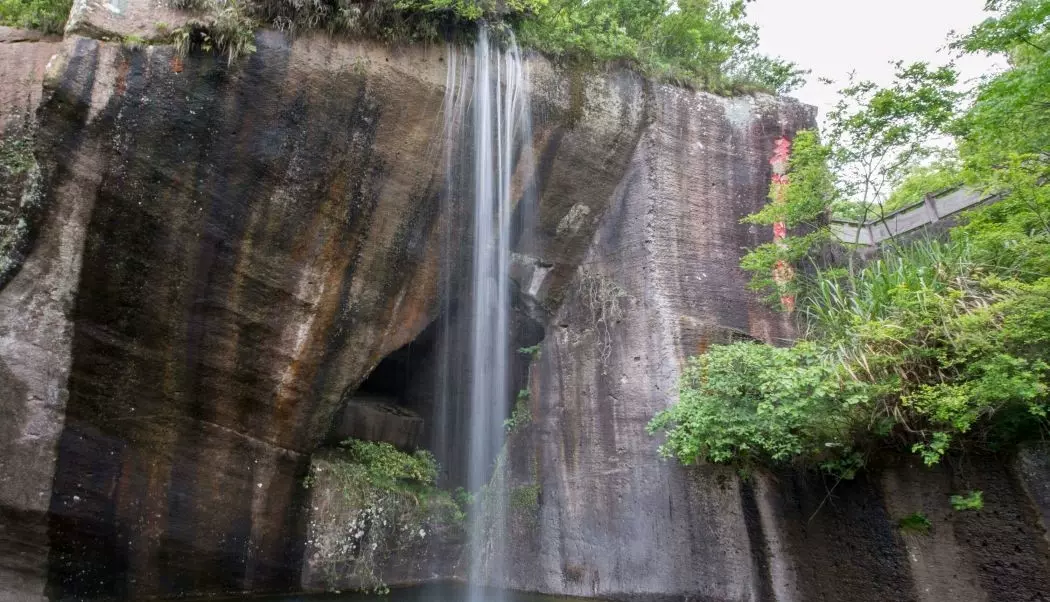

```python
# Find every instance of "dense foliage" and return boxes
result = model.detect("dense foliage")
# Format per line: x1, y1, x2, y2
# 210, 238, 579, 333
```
653, 241, 1050, 475
339, 438, 440, 491
7, 0, 804, 93
952, 0, 1050, 279
823, 61, 961, 222
245, 0, 532, 42
0, 0, 72, 32
739, 128, 835, 304
169, 0, 259, 62
515, 0, 806, 93
651, 0, 1050, 478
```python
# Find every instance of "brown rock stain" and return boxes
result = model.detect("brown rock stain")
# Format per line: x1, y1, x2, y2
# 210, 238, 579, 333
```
115, 57, 129, 95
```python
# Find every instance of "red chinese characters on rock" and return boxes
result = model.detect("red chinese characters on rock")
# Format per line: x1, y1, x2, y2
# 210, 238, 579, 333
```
769, 137, 795, 313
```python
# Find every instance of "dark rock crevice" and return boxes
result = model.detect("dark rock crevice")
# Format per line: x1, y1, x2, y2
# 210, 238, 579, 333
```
739, 479, 774, 602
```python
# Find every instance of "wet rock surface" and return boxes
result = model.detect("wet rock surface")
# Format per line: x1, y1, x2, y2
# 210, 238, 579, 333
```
1, 10, 1050, 602
300, 452, 465, 593
39, 33, 449, 599
496, 88, 810, 600
0, 28, 72, 602
0, 20, 645, 599
493, 83, 1050, 601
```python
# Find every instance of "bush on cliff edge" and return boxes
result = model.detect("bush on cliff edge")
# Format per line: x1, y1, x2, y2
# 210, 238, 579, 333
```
0, 0, 72, 33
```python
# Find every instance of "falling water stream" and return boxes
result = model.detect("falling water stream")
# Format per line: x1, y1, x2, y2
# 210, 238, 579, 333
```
430, 24, 535, 600
464, 25, 532, 600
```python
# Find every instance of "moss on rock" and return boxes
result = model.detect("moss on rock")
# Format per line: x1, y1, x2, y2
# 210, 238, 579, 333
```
0, 121, 44, 290
302, 440, 466, 593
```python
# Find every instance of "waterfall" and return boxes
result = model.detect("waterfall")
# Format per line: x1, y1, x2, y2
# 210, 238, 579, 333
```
433, 25, 532, 596
434, 44, 467, 492
466, 25, 532, 598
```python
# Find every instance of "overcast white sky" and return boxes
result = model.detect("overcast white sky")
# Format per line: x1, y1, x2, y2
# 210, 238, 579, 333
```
748, 0, 1004, 122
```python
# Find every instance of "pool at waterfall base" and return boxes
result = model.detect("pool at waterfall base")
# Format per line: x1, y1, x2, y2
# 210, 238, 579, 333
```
203, 583, 601, 601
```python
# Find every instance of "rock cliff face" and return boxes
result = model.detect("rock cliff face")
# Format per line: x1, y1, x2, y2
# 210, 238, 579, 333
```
0, 10, 645, 598
0, 26, 70, 602
2, 6, 1050, 602
491, 86, 1050, 601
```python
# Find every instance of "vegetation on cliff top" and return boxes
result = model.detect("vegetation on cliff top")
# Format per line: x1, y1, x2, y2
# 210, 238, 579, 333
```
650, 0, 1050, 479
168, 0, 803, 94
0, 0, 71, 32
512, 0, 806, 93
5, 0, 804, 94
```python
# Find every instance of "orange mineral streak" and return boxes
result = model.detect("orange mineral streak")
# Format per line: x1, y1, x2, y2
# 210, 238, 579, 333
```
769, 136, 795, 312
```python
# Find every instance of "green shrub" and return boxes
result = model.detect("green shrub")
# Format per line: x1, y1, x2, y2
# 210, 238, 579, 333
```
651, 240, 1050, 478
339, 438, 438, 490
516, 0, 804, 94
647, 341, 868, 473
237, 0, 801, 94
650, 0, 1050, 480
518, 344, 541, 359
247, 0, 530, 43
739, 129, 836, 306
504, 391, 532, 433
171, 0, 258, 63
122, 33, 147, 49
0, 0, 72, 33
305, 443, 462, 594
950, 490, 984, 511
898, 512, 932, 535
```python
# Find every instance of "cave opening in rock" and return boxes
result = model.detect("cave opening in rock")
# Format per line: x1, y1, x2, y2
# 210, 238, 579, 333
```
324, 295, 544, 489
324, 320, 440, 452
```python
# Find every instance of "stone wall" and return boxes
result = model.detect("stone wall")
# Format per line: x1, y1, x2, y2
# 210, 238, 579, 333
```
37, 34, 451, 598
300, 451, 464, 593
495, 86, 811, 599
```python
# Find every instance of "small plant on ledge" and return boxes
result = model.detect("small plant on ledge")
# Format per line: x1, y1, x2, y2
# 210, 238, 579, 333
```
518, 344, 541, 359
504, 390, 532, 434
898, 512, 932, 535
950, 490, 984, 512
302, 439, 465, 593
